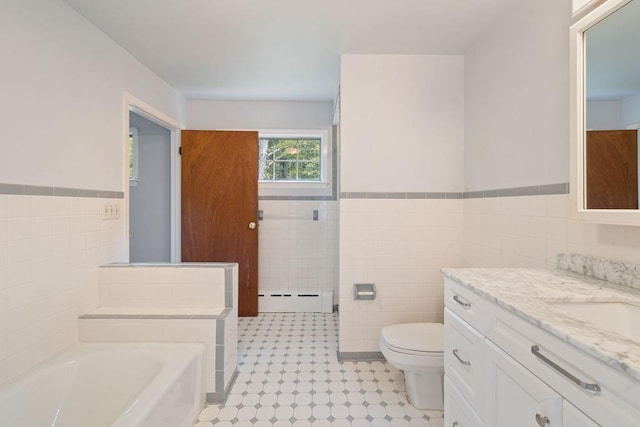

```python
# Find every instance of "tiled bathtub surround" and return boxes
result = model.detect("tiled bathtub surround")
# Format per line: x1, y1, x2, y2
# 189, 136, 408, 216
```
95, 263, 228, 311
557, 253, 640, 291
79, 263, 239, 400
339, 198, 463, 353
258, 200, 338, 300
0, 193, 125, 386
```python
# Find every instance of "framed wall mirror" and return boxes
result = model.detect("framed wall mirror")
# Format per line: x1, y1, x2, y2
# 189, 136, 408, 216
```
571, 0, 640, 225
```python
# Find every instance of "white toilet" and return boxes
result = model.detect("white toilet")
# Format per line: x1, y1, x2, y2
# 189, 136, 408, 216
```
379, 323, 444, 410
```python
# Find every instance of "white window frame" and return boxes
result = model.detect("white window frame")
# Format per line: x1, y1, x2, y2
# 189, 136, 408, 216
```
129, 127, 140, 186
258, 129, 332, 197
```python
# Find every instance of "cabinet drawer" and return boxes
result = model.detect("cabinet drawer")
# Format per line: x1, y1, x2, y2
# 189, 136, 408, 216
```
445, 376, 484, 427
444, 308, 488, 420
444, 277, 488, 335
486, 299, 640, 426
487, 340, 563, 427
563, 400, 600, 427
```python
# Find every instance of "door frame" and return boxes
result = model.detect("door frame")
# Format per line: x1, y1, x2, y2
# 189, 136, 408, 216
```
122, 92, 183, 262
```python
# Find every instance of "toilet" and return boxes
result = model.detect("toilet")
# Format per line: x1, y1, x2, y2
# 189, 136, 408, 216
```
379, 323, 444, 410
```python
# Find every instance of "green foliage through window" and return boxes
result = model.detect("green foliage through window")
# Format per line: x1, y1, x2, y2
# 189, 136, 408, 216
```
128, 134, 135, 179
258, 137, 321, 181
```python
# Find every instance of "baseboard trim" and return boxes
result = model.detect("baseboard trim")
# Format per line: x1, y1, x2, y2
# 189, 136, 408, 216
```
337, 351, 386, 361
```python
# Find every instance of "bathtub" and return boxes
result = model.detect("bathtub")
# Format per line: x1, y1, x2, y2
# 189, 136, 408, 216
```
0, 343, 205, 427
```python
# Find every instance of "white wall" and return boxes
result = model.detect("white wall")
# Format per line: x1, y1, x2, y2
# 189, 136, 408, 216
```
462, 0, 640, 270
129, 113, 171, 263
187, 100, 333, 130
338, 55, 465, 353
0, 0, 184, 384
621, 92, 640, 127
0, 0, 185, 190
340, 55, 464, 193
587, 100, 622, 129
463, 0, 572, 191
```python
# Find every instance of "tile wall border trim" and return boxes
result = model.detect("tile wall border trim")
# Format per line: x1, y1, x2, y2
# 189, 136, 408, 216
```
259, 195, 335, 201
340, 183, 569, 200
0, 182, 124, 199
101, 262, 237, 268
337, 351, 386, 361
78, 312, 228, 320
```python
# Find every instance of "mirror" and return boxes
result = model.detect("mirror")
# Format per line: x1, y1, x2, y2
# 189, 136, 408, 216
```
571, 0, 640, 224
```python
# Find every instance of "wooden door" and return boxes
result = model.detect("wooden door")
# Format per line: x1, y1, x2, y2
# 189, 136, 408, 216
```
181, 130, 259, 316
586, 130, 638, 209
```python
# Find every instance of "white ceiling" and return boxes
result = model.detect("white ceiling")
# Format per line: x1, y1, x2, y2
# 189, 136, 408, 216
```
62, 0, 520, 102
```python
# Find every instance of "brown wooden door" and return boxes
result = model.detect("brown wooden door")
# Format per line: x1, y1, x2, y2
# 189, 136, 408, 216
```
181, 130, 259, 316
586, 130, 638, 209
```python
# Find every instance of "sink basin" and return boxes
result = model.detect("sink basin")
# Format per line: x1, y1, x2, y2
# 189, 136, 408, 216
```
548, 301, 640, 343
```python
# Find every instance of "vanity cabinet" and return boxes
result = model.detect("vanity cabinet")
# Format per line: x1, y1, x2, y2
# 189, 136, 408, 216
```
443, 276, 639, 427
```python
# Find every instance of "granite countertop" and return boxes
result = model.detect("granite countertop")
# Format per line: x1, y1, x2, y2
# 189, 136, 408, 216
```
441, 267, 640, 382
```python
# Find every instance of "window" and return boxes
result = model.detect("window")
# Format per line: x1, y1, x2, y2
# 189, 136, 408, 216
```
257, 129, 332, 198
259, 137, 321, 181
129, 127, 139, 183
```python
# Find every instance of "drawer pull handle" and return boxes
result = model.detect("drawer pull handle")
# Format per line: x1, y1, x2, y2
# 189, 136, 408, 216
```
531, 345, 601, 392
452, 349, 471, 366
535, 414, 550, 426
453, 295, 472, 309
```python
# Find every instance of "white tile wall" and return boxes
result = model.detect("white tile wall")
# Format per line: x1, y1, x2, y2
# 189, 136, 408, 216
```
463, 194, 640, 269
0, 194, 125, 386
258, 200, 338, 298
339, 198, 463, 353
97, 265, 226, 311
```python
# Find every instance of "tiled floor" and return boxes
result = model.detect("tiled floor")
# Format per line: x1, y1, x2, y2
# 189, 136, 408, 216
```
195, 312, 443, 427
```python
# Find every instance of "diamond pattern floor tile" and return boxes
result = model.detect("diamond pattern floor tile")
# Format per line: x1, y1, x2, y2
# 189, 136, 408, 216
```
196, 312, 443, 426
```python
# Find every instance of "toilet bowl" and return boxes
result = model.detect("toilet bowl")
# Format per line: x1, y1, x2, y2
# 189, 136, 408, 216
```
379, 323, 444, 410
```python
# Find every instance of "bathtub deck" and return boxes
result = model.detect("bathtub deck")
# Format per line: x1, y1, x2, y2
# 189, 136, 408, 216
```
84, 306, 224, 317
195, 312, 444, 427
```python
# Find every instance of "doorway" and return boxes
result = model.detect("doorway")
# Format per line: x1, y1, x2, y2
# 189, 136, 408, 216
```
123, 93, 182, 262
129, 112, 172, 262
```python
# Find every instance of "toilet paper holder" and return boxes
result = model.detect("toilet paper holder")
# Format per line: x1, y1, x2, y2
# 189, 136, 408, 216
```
354, 283, 376, 300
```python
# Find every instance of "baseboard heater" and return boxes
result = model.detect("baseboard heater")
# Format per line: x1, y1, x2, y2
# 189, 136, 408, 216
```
259, 291, 333, 313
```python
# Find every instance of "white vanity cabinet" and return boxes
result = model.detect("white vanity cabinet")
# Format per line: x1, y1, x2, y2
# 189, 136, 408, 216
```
443, 276, 639, 427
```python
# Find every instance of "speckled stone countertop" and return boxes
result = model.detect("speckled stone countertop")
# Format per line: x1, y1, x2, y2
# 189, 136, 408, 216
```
441, 267, 640, 382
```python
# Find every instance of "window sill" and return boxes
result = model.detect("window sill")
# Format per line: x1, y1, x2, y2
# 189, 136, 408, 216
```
258, 180, 333, 198
259, 181, 329, 189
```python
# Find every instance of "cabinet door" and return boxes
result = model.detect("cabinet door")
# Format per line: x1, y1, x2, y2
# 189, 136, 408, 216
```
488, 341, 563, 427
563, 401, 600, 427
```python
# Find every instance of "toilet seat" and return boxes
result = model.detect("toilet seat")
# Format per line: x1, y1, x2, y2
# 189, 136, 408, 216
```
380, 323, 443, 356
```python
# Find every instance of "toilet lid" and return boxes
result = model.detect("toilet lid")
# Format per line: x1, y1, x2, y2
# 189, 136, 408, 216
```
381, 323, 444, 354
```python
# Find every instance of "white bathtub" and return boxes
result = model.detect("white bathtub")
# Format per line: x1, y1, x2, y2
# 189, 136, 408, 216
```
0, 343, 205, 427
